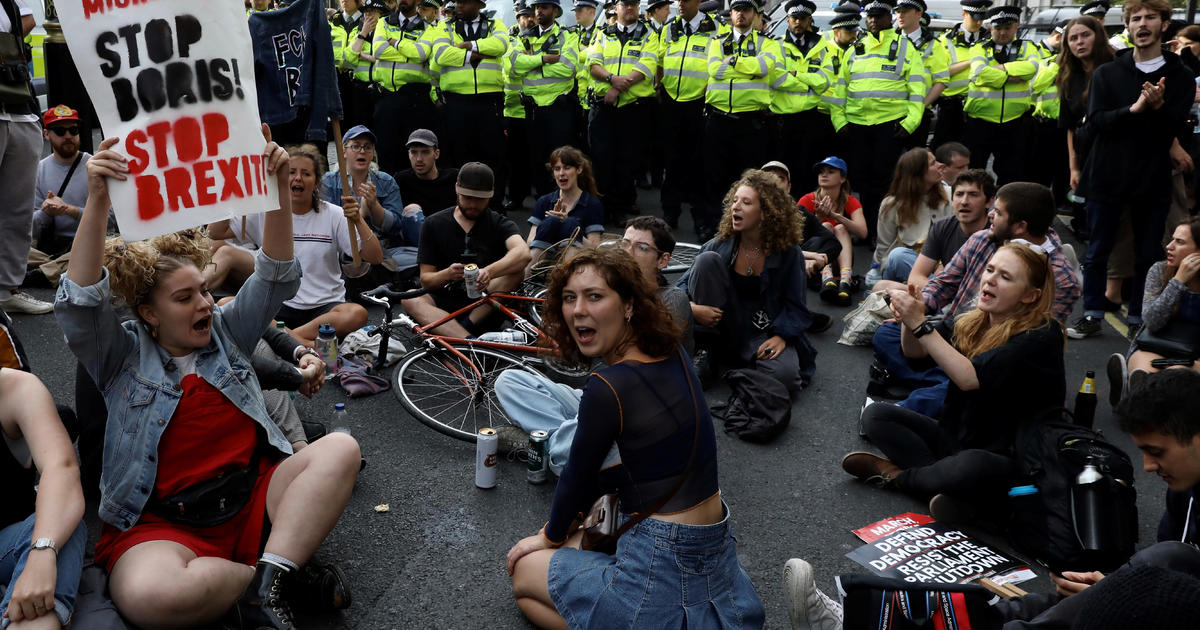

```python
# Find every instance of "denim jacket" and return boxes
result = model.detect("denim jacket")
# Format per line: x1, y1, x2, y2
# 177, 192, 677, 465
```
54, 253, 302, 530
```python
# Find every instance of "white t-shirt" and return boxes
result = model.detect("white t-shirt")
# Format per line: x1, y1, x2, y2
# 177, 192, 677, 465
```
235, 201, 356, 309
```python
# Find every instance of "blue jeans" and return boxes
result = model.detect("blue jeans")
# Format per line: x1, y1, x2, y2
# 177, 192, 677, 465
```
881, 247, 919, 283
0, 514, 88, 628
872, 321, 950, 418
1082, 200, 1169, 323
383, 245, 418, 272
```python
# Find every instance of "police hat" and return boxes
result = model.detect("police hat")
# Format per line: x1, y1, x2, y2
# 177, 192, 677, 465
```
730, 0, 763, 12
895, 0, 925, 12
829, 1, 861, 29
360, 0, 390, 11
863, 0, 894, 17
573, 0, 598, 8
1079, 0, 1109, 18
785, 0, 817, 18
959, 0, 990, 17
646, 0, 670, 9
1053, 18, 1068, 33
421, 0, 443, 7
516, 0, 534, 15
986, 4, 1019, 24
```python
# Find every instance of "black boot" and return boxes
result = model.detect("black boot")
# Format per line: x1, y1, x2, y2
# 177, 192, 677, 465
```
237, 561, 296, 630
288, 560, 352, 612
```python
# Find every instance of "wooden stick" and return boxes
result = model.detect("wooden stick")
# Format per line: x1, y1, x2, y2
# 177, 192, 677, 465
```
978, 579, 1013, 599
330, 119, 362, 266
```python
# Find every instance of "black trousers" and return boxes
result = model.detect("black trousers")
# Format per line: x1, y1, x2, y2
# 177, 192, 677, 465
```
861, 402, 1016, 497
844, 121, 907, 244
775, 108, 835, 195
527, 96, 577, 196
588, 99, 651, 220
931, 95, 965, 148
336, 73, 376, 137
442, 92, 507, 211
373, 83, 438, 175
659, 97, 707, 226
902, 107, 934, 150
1030, 118, 1069, 206
505, 115, 532, 207
963, 114, 1032, 187
702, 109, 770, 236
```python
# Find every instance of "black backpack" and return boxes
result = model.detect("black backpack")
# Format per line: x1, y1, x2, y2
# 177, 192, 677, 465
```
1009, 418, 1139, 573
714, 368, 791, 443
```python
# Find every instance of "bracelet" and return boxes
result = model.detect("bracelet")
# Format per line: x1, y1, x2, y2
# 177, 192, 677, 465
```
295, 346, 320, 362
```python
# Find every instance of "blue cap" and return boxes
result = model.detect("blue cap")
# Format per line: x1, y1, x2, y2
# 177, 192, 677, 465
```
341, 124, 376, 146
813, 156, 848, 175
335, 403, 346, 411
318, 323, 337, 337
1008, 485, 1039, 497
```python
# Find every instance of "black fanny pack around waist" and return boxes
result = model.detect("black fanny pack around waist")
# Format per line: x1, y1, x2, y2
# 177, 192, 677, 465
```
145, 452, 261, 528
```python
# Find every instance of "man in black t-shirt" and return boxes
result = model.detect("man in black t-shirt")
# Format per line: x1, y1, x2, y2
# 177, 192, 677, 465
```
404, 163, 532, 337
393, 129, 459, 217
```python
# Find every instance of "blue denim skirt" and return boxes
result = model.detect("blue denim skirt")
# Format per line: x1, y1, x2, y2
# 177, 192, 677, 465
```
547, 504, 765, 629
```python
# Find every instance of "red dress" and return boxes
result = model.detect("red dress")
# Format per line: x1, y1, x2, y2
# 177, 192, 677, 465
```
94, 374, 280, 572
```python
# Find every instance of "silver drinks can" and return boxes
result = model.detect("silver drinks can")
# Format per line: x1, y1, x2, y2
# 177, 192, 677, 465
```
527, 430, 548, 485
475, 427, 498, 489
464, 263, 481, 299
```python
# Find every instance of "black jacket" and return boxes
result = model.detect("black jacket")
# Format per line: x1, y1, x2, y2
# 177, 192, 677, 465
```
1159, 486, 1198, 545
1079, 49, 1195, 206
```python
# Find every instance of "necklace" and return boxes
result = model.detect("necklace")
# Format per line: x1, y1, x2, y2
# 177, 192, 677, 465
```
741, 246, 761, 275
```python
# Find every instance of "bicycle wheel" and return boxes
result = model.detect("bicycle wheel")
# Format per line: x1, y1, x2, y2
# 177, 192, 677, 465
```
393, 343, 541, 442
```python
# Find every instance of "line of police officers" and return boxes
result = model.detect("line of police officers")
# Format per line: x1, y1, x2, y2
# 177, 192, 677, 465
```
325, 0, 1065, 241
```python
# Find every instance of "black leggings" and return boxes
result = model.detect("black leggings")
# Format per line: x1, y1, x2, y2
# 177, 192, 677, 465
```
861, 402, 1014, 497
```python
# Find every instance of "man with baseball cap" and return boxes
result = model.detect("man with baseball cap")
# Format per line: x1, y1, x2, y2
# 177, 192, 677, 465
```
404, 163, 531, 337
770, 0, 836, 193
830, 0, 927, 243
895, 0, 950, 149
932, 0, 991, 147
961, 4, 1041, 186
371, 0, 440, 175
395, 129, 460, 217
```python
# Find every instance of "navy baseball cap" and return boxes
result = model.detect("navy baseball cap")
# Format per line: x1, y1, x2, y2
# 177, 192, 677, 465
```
341, 125, 377, 145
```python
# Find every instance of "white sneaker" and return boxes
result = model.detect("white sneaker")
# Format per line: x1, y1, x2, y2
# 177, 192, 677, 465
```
0, 290, 52, 315
784, 558, 843, 630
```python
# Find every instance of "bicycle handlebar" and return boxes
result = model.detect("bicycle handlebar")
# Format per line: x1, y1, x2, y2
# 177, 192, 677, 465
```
361, 284, 430, 305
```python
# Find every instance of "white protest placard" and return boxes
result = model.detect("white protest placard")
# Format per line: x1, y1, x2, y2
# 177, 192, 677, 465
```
57, 0, 278, 241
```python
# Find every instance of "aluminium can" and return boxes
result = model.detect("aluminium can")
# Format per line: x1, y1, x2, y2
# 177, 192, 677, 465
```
475, 427, 498, 489
464, 263, 481, 299
527, 430, 548, 485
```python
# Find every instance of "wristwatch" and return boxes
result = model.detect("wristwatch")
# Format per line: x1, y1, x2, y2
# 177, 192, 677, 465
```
912, 320, 937, 339
294, 346, 321, 362
31, 538, 57, 555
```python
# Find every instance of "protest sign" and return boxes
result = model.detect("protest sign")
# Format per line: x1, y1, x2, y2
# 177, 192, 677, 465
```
847, 521, 1035, 585
854, 512, 935, 544
57, 0, 278, 241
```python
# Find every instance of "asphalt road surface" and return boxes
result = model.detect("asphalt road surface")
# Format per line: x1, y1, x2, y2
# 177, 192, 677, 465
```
13, 188, 1159, 629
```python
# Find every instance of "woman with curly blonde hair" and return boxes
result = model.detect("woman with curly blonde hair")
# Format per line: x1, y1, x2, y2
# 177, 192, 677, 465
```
54, 129, 361, 628
681, 169, 817, 392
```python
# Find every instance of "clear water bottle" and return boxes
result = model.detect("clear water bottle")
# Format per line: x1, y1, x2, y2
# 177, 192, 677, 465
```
332, 403, 351, 435
316, 323, 338, 373
865, 262, 881, 289
476, 330, 529, 345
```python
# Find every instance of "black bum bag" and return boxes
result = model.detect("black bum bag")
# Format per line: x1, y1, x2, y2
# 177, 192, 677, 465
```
145, 453, 261, 529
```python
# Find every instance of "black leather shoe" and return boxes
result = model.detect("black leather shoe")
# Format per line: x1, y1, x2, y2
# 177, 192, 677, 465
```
289, 561, 352, 612
301, 420, 327, 443
237, 562, 296, 630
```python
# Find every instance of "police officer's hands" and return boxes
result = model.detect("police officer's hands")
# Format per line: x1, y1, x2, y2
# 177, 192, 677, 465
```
327, 7, 337, 19
542, 54, 561, 64
363, 12, 378, 34
892, 121, 910, 139
610, 75, 633, 92
603, 86, 621, 105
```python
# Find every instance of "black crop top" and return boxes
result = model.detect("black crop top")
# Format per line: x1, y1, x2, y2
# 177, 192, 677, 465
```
544, 349, 720, 543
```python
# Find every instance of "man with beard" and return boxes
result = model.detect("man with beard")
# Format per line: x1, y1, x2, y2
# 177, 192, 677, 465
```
372, 0, 440, 175
31, 106, 113, 262
403, 163, 531, 337
868, 183, 1079, 418
1068, 0, 1195, 340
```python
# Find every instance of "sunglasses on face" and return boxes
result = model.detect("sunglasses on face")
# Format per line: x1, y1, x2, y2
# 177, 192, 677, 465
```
49, 126, 80, 137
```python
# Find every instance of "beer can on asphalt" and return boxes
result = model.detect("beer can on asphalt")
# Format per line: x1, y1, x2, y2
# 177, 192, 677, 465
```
527, 430, 548, 485
475, 427, 498, 489
464, 263, 481, 299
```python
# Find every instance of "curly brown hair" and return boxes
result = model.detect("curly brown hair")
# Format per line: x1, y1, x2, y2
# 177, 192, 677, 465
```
539, 247, 682, 368
716, 169, 804, 256
103, 228, 213, 321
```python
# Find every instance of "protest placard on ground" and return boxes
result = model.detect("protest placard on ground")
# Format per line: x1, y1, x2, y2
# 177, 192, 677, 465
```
854, 512, 935, 544
57, 0, 277, 241
848, 518, 1036, 585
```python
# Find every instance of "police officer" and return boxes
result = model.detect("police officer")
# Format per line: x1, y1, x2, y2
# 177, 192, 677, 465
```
431, 0, 511, 210
373, 0, 440, 175
894, 0, 948, 149
419, 0, 443, 23
511, 0, 581, 195
830, 0, 927, 242
1030, 19, 1067, 206
568, 0, 602, 149
504, 2, 536, 210
658, 0, 725, 229
331, 1, 374, 131
646, 0, 671, 31
346, 0, 392, 137
932, 0, 990, 147
642, 0, 672, 190
587, 0, 661, 223
962, 4, 1040, 186
699, 0, 777, 242
770, 0, 834, 194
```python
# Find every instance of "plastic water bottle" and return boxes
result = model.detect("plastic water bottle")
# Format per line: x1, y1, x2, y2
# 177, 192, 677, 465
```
332, 403, 351, 435
864, 262, 881, 289
316, 323, 338, 374
1074, 370, 1097, 429
476, 331, 529, 345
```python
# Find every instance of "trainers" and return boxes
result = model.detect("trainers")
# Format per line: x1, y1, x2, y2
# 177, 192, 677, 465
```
783, 558, 843, 630
858, 397, 875, 438
0, 290, 52, 315
929, 493, 977, 524
1066, 315, 1102, 339
835, 281, 852, 307
808, 312, 834, 334
819, 279, 840, 304
1129, 368, 1148, 395
1106, 352, 1128, 407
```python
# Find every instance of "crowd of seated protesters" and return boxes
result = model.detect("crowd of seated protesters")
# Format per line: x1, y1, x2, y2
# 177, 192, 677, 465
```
871, 148, 953, 286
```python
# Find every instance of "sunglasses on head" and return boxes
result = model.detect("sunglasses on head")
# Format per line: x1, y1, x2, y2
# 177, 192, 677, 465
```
49, 126, 80, 137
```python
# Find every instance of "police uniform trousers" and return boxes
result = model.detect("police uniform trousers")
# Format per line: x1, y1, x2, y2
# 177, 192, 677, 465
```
373, 83, 438, 176
902, 107, 934, 150
338, 72, 376, 135
774, 108, 835, 195
844, 120, 907, 244
1030, 116, 1069, 206
931, 95, 965, 148
527, 95, 578, 196
588, 98, 651, 222
506, 115, 533, 207
441, 92, 507, 211
702, 107, 770, 240
659, 97, 707, 229
962, 114, 1031, 187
